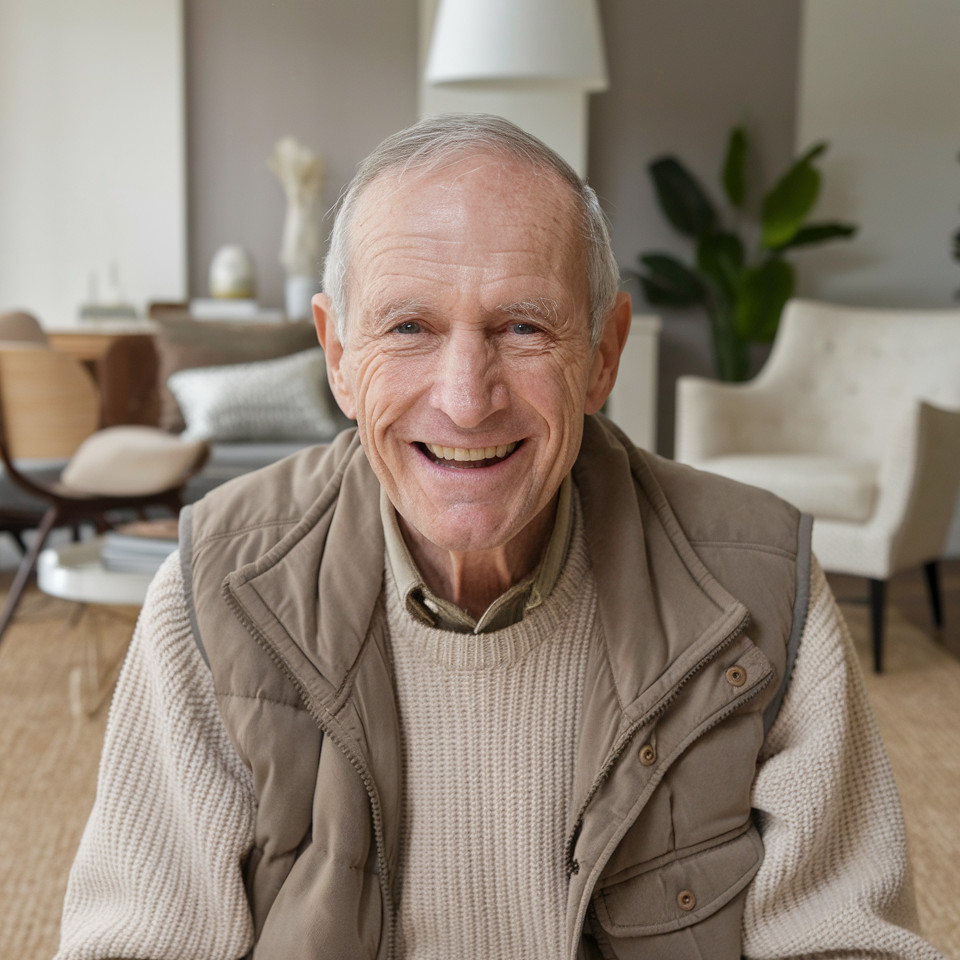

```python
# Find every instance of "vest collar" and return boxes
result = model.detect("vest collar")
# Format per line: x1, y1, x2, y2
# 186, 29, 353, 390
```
224, 416, 748, 717
574, 415, 749, 716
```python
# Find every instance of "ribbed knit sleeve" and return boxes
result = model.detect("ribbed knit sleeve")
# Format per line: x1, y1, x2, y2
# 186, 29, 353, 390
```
56, 552, 257, 960
744, 557, 945, 959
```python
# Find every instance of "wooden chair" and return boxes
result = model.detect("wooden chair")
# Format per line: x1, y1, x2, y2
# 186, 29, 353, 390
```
0, 345, 209, 643
0, 312, 54, 555
0, 310, 48, 344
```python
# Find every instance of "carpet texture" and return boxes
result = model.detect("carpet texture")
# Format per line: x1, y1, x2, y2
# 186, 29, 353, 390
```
0, 575, 957, 959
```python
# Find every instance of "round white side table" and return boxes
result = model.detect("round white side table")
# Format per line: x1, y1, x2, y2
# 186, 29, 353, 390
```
37, 538, 157, 716
38, 538, 155, 606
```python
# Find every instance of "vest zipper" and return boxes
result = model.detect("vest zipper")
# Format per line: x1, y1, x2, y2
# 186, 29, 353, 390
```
565, 610, 783, 960
564, 610, 751, 876
222, 584, 397, 959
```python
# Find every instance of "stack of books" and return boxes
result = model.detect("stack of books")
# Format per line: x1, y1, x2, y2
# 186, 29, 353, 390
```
100, 518, 180, 575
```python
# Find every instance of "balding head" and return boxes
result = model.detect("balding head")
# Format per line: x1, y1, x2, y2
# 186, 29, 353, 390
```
322, 114, 619, 346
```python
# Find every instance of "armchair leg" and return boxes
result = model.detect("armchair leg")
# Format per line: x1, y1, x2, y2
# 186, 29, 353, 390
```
0, 507, 59, 646
923, 561, 943, 629
868, 578, 886, 674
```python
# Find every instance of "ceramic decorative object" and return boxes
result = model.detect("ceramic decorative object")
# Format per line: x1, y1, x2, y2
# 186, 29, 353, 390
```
284, 274, 319, 322
269, 136, 323, 319
209, 244, 256, 299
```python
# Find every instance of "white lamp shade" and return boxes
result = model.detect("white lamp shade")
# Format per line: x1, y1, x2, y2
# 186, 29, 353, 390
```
426, 0, 608, 91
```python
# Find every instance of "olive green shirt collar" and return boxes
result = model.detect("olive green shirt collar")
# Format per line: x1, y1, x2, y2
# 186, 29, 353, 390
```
381, 475, 573, 634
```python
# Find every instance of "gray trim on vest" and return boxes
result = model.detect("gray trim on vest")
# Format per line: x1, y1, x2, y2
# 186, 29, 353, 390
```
178, 505, 210, 670
762, 511, 813, 734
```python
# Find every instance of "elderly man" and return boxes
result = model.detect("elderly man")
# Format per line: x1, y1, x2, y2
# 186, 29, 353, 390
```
58, 116, 942, 960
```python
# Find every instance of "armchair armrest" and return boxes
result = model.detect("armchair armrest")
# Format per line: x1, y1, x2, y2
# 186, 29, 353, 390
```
871, 400, 960, 568
675, 375, 781, 463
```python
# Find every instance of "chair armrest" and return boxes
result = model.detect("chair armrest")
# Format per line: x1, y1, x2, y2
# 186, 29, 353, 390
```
869, 401, 960, 567
674, 375, 777, 463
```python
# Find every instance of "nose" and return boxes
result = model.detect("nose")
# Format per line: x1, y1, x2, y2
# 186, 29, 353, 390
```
431, 329, 508, 428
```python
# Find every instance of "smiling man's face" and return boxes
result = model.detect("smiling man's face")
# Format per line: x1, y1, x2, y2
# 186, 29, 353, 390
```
317, 153, 621, 564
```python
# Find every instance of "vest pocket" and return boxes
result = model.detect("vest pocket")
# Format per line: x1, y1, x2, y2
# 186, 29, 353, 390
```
593, 822, 763, 937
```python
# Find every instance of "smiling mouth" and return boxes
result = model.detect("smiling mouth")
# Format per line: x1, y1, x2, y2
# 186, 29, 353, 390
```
419, 440, 519, 467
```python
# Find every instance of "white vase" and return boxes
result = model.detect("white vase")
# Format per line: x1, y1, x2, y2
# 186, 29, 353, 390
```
285, 274, 319, 321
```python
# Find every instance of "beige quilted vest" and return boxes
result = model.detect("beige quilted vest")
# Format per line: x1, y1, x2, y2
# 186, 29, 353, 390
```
183, 415, 810, 960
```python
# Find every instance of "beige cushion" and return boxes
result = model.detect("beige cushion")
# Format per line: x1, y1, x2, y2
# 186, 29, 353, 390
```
61, 426, 208, 496
166, 348, 336, 442
697, 454, 879, 522
153, 318, 319, 431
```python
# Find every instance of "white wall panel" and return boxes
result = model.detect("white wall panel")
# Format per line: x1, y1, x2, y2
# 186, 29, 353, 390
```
0, 0, 185, 325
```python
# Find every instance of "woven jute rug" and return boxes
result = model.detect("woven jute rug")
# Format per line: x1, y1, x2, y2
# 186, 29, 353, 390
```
0, 578, 957, 959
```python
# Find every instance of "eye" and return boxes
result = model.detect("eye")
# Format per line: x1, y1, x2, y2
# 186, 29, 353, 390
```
394, 321, 422, 334
509, 322, 538, 335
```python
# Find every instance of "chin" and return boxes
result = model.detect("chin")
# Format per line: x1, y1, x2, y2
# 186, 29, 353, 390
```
411, 511, 516, 555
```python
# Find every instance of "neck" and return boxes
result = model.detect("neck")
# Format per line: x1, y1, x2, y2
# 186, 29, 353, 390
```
399, 498, 557, 619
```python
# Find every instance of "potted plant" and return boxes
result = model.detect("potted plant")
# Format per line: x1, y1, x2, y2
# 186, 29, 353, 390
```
630, 127, 857, 381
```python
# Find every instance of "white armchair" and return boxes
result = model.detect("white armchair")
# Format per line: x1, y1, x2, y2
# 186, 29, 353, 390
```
675, 298, 960, 673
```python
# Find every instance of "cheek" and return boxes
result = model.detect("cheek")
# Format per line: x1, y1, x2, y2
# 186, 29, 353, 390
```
541, 354, 594, 423
350, 354, 422, 437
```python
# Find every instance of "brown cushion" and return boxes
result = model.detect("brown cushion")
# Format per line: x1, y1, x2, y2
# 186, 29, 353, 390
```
153, 318, 319, 431
61, 426, 209, 496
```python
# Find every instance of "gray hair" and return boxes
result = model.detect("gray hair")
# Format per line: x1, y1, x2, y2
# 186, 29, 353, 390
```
322, 114, 619, 346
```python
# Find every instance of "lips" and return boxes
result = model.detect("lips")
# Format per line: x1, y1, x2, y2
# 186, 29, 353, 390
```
420, 441, 519, 466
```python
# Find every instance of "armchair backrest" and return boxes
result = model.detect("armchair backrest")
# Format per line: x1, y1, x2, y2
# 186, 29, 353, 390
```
754, 299, 960, 459
0, 346, 100, 462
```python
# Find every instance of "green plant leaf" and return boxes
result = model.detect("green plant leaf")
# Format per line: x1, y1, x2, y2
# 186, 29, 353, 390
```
649, 157, 717, 238
696, 231, 744, 304
734, 258, 795, 342
772, 221, 857, 250
798, 142, 828, 165
760, 147, 826, 249
721, 127, 748, 209
637, 253, 707, 305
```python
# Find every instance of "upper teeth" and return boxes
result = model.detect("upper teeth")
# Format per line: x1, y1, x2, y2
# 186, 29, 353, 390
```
424, 442, 517, 462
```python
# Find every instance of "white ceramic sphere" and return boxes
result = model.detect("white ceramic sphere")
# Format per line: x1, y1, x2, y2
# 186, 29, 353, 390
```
209, 244, 256, 298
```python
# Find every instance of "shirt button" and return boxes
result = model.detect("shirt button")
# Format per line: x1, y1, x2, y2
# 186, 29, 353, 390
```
677, 889, 696, 911
725, 665, 747, 687
638, 743, 657, 766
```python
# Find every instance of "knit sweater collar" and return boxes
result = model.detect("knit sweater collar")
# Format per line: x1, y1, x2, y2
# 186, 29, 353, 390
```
381, 475, 574, 634
384, 489, 587, 670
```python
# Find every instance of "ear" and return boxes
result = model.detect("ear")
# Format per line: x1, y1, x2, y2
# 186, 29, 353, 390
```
585, 291, 632, 414
313, 293, 358, 420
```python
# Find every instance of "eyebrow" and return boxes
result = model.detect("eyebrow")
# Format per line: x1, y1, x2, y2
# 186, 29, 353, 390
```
371, 295, 560, 327
372, 298, 431, 327
498, 297, 560, 324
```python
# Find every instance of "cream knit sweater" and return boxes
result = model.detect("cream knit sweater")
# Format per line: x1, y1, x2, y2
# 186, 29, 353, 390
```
385, 507, 594, 959
57, 552, 944, 960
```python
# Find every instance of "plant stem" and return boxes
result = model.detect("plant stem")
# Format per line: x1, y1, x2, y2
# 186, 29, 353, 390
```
708, 305, 751, 382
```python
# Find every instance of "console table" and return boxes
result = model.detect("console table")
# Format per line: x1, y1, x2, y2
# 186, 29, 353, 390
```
45, 319, 157, 363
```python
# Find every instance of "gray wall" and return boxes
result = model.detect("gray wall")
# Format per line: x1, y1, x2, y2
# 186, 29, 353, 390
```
185, 0, 419, 310
183, 0, 804, 455
797, 0, 960, 308
588, 0, 802, 455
